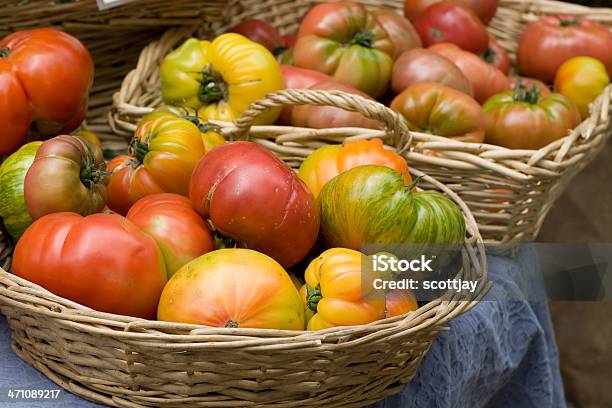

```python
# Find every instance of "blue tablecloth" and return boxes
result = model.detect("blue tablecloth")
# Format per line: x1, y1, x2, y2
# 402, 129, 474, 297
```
0, 246, 564, 408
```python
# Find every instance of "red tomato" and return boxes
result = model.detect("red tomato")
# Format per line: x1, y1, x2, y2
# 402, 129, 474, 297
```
481, 36, 510, 75
392, 48, 473, 96
189, 142, 320, 268
291, 81, 382, 129
430, 43, 510, 104
517, 15, 612, 84
405, 0, 500, 24
413, 2, 489, 54
126, 193, 215, 277
509, 76, 551, 97
12, 212, 167, 319
283, 33, 297, 48
277, 65, 334, 124
228, 19, 286, 54
0, 28, 93, 156
373, 9, 422, 60
293, 2, 395, 97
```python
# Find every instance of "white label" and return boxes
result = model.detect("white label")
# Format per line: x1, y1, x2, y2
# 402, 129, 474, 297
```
97, 0, 137, 10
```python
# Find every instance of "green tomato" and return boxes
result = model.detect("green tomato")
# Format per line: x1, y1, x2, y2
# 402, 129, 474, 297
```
318, 165, 465, 263
0, 141, 42, 241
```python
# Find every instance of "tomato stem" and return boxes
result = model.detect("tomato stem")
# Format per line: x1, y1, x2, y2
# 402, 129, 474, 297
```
480, 48, 495, 63
184, 114, 221, 134
351, 31, 374, 48
406, 175, 423, 191
0, 48, 9, 58
306, 284, 322, 313
512, 83, 540, 104
560, 17, 580, 27
199, 66, 227, 104
225, 320, 240, 328
130, 139, 149, 163
273, 46, 288, 56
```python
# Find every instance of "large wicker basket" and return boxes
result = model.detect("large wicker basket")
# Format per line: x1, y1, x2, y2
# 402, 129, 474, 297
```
110, 0, 612, 244
2, 0, 227, 145
0, 91, 489, 407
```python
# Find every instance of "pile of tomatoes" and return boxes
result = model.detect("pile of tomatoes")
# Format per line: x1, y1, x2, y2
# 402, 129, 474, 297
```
0, 0, 610, 332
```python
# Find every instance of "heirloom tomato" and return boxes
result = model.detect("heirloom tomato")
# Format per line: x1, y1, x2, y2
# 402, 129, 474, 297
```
24, 135, 107, 220
413, 2, 489, 54
373, 9, 422, 60
158, 248, 305, 330
127, 194, 215, 277
13, 212, 167, 319
227, 19, 292, 63
517, 15, 612, 84
481, 36, 510, 75
0, 28, 93, 156
301, 248, 418, 330
318, 165, 466, 260
430, 43, 510, 104
298, 138, 411, 197
160, 34, 284, 124
483, 84, 582, 149
392, 48, 473, 96
190, 142, 319, 268
278, 64, 334, 124
0, 142, 41, 241
509, 76, 550, 97
72, 129, 103, 150
404, 0, 500, 24
290, 81, 382, 129
293, 2, 394, 98
554, 56, 610, 119
106, 107, 223, 215
390, 82, 486, 143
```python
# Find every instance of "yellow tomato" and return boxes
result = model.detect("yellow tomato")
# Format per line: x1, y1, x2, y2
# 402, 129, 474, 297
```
72, 129, 102, 150
160, 34, 284, 124
554, 56, 610, 119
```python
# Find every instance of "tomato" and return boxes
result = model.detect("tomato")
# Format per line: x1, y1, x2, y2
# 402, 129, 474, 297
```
283, 33, 297, 48
290, 81, 382, 129
413, 2, 489, 54
160, 34, 284, 124
391, 82, 486, 143
277, 64, 334, 124
227, 19, 293, 64
13, 212, 167, 319
298, 138, 411, 197
106, 107, 223, 215
554, 56, 610, 119
392, 48, 473, 96
158, 248, 305, 330
24, 135, 107, 220
126, 194, 215, 277
190, 142, 319, 268
430, 43, 510, 104
509, 76, 550, 97
72, 129, 103, 150
483, 85, 581, 149
293, 2, 394, 98
517, 16, 612, 84
0, 142, 41, 241
318, 165, 466, 261
301, 248, 418, 330
0, 28, 93, 156
481, 35, 510, 75
373, 9, 422, 60
405, 0, 500, 24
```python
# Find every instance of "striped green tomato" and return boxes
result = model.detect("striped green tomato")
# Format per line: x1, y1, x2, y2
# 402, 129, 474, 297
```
318, 165, 465, 261
0, 141, 42, 241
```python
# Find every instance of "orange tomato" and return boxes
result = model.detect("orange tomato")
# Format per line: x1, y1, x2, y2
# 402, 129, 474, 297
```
554, 56, 610, 119
158, 248, 305, 330
298, 138, 411, 197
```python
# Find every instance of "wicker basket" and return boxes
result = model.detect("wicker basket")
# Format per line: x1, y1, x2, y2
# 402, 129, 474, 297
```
110, 0, 612, 244
0, 91, 489, 407
2, 0, 228, 146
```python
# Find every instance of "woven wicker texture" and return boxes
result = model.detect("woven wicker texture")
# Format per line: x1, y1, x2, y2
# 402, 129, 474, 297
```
1, 0, 227, 145
109, 0, 612, 244
0, 90, 488, 407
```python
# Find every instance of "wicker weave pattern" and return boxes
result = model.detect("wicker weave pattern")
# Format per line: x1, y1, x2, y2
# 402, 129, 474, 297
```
0, 90, 488, 407
2, 0, 227, 146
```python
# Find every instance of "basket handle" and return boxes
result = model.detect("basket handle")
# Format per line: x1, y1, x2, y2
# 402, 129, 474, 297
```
232, 89, 413, 153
